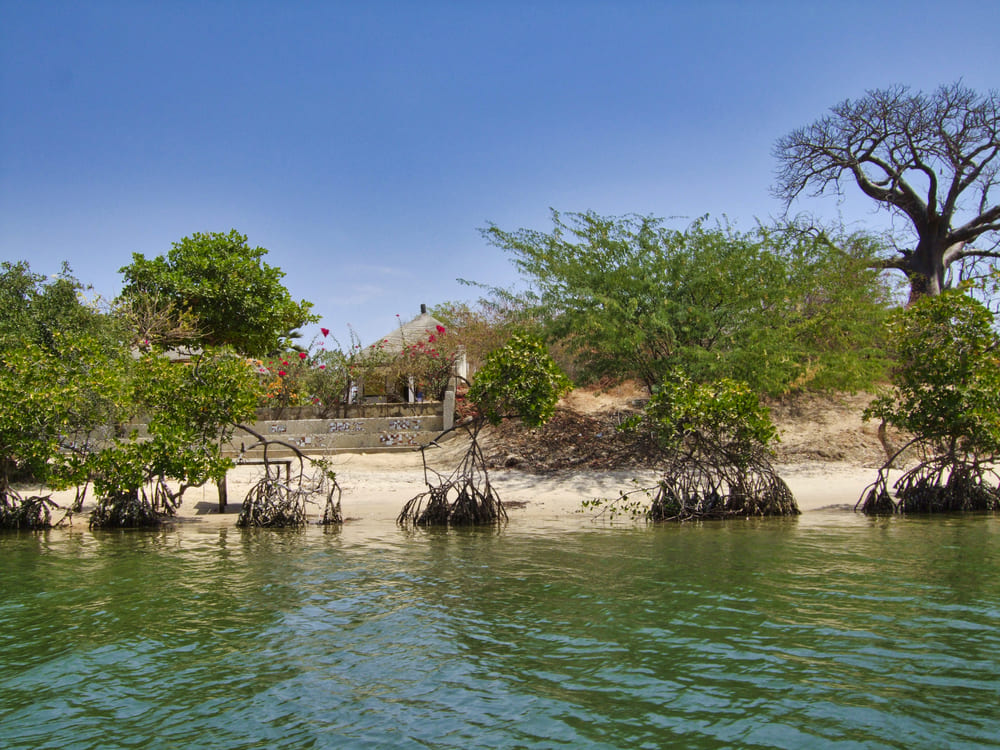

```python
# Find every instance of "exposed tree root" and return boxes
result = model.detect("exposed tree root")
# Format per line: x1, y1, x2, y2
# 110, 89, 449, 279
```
398, 421, 507, 526
0, 489, 59, 530
234, 425, 342, 528
589, 444, 798, 522
858, 448, 1000, 515
89, 478, 179, 529
649, 450, 797, 521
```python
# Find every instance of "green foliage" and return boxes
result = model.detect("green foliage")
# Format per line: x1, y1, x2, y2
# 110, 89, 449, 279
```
589, 374, 796, 522
860, 291, 1000, 514
0, 259, 271, 528
643, 373, 778, 458
87, 349, 261, 527
1, 261, 120, 353
0, 332, 131, 494
119, 230, 318, 355
468, 333, 572, 427
0, 263, 133, 496
866, 291, 1000, 456
482, 211, 892, 394
0, 342, 77, 491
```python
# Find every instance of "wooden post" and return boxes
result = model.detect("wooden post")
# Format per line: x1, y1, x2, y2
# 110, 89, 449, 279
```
216, 475, 228, 513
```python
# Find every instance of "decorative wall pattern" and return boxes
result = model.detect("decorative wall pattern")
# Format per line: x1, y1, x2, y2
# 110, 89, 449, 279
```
379, 432, 419, 446
387, 418, 423, 431
328, 421, 366, 433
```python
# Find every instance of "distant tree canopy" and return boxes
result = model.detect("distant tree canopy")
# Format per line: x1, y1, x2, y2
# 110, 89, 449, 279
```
430, 298, 535, 373
482, 211, 893, 395
0, 261, 118, 352
774, 82, 1000, 301
119, 230, 317, 355
0, 258, 274, 528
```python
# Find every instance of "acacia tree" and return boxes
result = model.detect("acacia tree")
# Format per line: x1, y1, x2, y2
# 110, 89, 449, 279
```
482, 211, 891, 394
774, 82, 1000, 301
119, 230, 317, 355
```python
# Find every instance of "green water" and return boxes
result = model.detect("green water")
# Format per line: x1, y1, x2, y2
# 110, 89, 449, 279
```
2, 512, 999, 749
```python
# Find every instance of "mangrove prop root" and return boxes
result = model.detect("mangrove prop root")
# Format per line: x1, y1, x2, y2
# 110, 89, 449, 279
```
321, 480, 343, 525
90, 487, 167, 529
858, 453, 1000, 515
236, 461, 342, 528
398, 422, 507, 526
88, 476, 183, 530
0, 489, 58, 530
234, 425, 344, 528
591, 443, 798, 523
647, 448, 797, 522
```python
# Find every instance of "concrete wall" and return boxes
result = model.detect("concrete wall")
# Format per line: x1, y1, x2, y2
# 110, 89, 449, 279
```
227, 410, 446, 456
122, 381, 458, 457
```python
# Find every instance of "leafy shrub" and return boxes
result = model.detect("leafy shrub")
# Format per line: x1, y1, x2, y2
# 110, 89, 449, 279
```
468, 333, 572, 427
860, 291, 1000, 514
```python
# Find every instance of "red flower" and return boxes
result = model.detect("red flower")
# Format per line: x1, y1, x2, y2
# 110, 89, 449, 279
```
321, 327, 330, 337
282, 360, 289, 366
436, 324, 446, 334
299, 352, 307, 360
319, 364, 326, 370
278, 370, 287, 377
427, 334, 436, 343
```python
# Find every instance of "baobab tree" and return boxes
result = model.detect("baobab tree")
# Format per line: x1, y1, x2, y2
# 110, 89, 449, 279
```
774, 82, 1000, 301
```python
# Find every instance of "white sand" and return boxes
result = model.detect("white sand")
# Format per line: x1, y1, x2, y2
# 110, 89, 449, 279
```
37, 451, 887, 529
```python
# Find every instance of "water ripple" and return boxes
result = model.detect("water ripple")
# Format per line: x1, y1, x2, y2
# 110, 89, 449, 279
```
1, 516, 999, 748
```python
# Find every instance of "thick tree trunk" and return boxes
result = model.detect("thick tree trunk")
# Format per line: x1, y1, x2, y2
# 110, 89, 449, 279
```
904, 236, 948, 304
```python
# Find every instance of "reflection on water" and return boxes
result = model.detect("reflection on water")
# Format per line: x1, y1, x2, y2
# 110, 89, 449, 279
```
1, 512, 998, 749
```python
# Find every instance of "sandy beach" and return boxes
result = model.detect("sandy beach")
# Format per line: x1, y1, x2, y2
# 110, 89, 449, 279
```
39, 449, 887, 530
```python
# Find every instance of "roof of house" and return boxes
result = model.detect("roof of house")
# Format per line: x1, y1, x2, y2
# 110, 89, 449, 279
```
368, 306, 445, 355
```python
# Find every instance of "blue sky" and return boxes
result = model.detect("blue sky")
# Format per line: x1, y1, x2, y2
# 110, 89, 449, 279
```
2, 0, 998, 346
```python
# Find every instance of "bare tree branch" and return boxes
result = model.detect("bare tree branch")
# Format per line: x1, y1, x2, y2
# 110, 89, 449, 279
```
774, 82, 1000, 299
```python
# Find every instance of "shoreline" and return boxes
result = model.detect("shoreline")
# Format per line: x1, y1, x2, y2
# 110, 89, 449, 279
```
25, 454, 890, 530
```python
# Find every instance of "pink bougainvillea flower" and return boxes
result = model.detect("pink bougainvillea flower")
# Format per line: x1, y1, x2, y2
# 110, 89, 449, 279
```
436, 324, 446, 334
321, 327, 330, 337
299, 352, 307, 360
